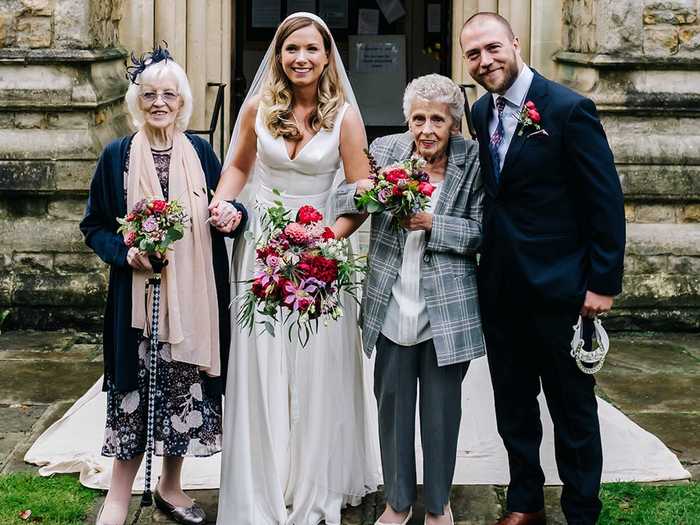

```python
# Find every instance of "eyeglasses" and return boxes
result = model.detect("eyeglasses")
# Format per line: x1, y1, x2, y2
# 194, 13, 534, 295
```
139, 90, 179, 104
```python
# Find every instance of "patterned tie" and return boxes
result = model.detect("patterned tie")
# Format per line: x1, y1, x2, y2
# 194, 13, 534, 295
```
489, 96, 507, 182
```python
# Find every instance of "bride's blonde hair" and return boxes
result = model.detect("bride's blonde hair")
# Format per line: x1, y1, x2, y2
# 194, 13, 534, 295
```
261, 16, 345, 141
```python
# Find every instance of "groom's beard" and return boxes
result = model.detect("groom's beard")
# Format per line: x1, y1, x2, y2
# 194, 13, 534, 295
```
477, 50, 520, 94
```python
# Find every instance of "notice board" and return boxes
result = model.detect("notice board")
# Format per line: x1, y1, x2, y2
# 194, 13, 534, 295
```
349, 35, 406, 126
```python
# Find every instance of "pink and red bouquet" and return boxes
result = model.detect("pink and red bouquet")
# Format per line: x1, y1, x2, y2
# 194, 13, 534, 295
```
356, 149, 435, 227
237, 197, 365, 346
117, 198, 189, 256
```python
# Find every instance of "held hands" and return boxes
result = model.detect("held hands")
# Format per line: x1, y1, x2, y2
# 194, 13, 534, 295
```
208, 200, 242, 233
400, 212, 433, 232
580, 290, 614, 318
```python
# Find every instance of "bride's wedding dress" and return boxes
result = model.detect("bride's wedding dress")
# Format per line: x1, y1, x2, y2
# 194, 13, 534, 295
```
215, 102, 381, 525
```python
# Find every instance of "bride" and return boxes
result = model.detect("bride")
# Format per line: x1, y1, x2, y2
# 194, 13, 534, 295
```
208, 12, 381, 525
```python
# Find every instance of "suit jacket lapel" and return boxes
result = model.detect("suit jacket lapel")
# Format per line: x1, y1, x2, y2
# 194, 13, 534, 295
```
473, 96, 499, 196
433, 135, 465, 216
500, 71, 550, 178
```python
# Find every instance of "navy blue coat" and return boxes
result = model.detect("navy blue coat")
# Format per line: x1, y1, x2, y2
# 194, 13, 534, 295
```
472, 71, 625, 310
80, 133, 246, 395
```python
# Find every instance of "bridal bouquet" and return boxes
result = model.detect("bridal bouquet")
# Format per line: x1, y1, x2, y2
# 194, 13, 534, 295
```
355, 149, 435, 227
117, 198, 189, 256
237, 195, 365, 346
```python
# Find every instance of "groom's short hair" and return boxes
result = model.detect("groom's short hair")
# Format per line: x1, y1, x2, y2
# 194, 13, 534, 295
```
461, 12, 515, 40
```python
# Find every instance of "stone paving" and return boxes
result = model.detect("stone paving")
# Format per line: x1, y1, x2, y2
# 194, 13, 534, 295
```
0, 330, 697, 524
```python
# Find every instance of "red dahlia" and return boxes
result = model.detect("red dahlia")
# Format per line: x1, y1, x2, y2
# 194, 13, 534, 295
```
384, 167, 408, 184
284, 222, 311, 245
298, 254, 338, 284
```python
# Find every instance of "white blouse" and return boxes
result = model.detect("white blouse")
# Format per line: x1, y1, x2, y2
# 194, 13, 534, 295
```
381, 183, 443, 347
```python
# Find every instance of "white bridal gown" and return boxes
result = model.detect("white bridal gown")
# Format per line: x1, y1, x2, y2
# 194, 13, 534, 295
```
26, 107, 689, 521
215, 102, 381, 525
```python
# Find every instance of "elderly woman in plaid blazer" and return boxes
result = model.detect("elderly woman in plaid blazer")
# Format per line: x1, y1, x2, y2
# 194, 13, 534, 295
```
334, 74, 484, 525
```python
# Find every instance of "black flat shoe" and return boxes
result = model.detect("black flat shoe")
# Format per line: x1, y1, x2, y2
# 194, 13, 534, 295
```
153, 489, 206, 525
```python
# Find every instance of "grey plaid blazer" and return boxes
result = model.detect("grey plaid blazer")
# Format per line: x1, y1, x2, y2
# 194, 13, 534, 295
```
334, 132, 486, 366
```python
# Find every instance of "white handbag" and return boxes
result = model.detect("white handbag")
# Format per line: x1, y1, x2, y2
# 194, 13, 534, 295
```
570, 315, 609, 374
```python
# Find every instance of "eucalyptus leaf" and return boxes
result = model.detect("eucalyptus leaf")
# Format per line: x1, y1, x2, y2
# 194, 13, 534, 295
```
366, 201, 383, 214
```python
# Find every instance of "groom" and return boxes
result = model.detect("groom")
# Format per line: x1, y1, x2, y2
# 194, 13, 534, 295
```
460, 12, 625, 525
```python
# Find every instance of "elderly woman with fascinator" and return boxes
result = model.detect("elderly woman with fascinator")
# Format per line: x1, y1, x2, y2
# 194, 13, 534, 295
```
77, 47, 247, 525
334, 74, 485, 525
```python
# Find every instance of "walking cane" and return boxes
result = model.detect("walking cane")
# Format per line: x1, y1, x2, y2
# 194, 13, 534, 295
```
131, 255, 168, 525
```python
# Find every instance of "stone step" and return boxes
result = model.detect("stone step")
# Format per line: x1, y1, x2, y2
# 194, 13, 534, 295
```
611, 223, 700, 330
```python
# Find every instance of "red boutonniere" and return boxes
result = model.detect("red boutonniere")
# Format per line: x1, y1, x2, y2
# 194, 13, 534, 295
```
515, 100, 548, 138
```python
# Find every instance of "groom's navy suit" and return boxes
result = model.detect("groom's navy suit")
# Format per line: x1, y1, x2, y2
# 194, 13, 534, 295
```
472, 69, 625, 524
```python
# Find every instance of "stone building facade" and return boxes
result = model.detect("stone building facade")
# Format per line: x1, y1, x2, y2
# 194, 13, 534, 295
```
555, 0, 700, 330
0, 0, 697, 331
0, 0, 130, 329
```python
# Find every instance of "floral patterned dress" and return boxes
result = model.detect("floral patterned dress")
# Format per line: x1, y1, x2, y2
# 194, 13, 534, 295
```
102, 146, 223, 460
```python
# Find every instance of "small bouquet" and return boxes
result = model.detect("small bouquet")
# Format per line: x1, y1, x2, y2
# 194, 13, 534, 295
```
515, 100, 547, 137
355, 149, 435, 227
117, 198, 189, 258
237, 194, 365, 346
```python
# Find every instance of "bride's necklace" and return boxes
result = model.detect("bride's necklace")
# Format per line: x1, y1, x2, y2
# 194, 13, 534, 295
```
291, 111, 313, 135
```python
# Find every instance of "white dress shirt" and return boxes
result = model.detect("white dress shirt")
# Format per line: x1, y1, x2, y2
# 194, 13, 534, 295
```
488, 65, 534, 171
381, 183, 443, 346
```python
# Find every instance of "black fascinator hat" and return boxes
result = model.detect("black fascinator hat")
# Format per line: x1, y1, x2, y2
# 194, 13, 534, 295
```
125, 41, 172, 85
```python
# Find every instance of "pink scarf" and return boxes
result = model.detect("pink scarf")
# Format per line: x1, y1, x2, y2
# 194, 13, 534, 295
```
126, 130, 220, 377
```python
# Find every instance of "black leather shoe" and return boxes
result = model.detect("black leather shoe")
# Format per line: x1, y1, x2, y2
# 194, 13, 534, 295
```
153, 489, 206, 525
494, 510, 547, 525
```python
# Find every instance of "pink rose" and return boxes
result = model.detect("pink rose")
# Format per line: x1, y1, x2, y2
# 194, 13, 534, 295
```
528, 110, 541, 123
418, 182, 435, 197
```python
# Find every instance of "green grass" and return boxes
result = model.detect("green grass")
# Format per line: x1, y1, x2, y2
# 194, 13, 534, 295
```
0, 474, 698, 524
0, 472, 100, 525
600, 482, 700, 525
